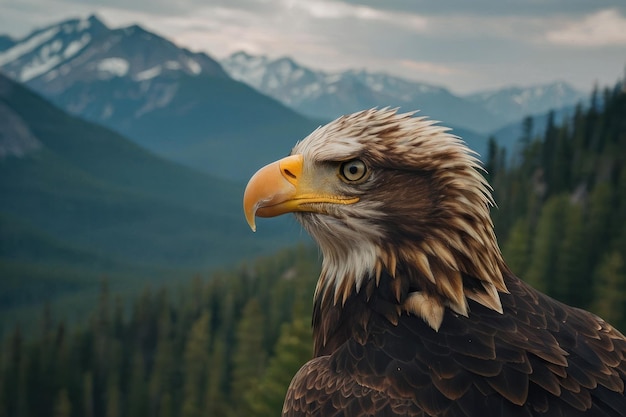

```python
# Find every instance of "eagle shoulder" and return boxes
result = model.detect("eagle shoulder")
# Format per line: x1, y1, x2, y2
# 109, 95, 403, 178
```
283, 270, 626, 417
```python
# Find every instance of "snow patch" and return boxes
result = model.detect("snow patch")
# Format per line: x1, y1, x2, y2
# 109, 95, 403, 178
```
64, 34, 91, 59
222, 53, 272, 87
186, 58, 201, 74
134, 83, 178, 117
2, 26, 91, 82
369, 82, 383, 92
135, 65, 162, 81
0, 27, 60, 66
49, 40, 63, 54
164, 60, 181, 70
276, 59, 295, 78
77, 18, 91, 32
97, 57, 129, 77
302, 83, 321, 95
20, 39, 65, 81
418, 85, 436, 93
324, 74, 341, 84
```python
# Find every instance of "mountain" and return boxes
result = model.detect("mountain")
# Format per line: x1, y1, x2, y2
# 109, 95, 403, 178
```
221, 52, 589, 138
0, 35, 14, 52
0, 17, 588, 174
0, 16, 318, 181
221, 51, 501, 133
464, 82, 587, 127
222, 51, 596, 159
0, 73, 302, 319
0, 16, 226, 85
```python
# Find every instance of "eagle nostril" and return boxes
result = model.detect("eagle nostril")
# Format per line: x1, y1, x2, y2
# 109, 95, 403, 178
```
283, 169, 297, 179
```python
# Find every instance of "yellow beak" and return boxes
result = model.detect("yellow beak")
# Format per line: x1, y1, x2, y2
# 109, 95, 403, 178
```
243, 154, 359, 231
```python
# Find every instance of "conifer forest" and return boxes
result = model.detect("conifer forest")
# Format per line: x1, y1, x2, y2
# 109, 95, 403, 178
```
1, 85, 625, 417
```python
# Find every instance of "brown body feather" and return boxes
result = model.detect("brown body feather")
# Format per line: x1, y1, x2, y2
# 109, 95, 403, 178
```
243, 109, 626, 416
284, 269, 626, 416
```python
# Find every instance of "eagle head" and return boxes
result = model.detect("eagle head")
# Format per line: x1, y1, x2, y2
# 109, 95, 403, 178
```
244, 109, 508, 330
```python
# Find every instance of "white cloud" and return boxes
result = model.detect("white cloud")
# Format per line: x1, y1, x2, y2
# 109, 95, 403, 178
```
284, 0, 427, 31
155, 6, 333, 59
546, 8, 626, 47
0, 0, 623, 94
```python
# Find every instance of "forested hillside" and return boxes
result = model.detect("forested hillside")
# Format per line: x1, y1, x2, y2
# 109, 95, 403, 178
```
0, 246, 318, 417
488, 83, 626, 330
1, 84, 624, 417
0, 73, 303, 335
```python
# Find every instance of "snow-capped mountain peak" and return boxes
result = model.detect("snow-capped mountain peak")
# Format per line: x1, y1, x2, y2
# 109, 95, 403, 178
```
220, 51, 491, 128
464, 81, 586, 121
0, 15, 230, 133
0, 16, 105, 82
223, 52, 310, 93
220, 50, 587, 133
0, 15, 227, 88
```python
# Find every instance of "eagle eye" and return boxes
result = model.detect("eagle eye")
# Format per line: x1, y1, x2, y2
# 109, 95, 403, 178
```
339, 159, 368, 182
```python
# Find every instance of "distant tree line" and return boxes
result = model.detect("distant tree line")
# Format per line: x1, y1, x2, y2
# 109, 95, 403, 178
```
0, 82, 625, 417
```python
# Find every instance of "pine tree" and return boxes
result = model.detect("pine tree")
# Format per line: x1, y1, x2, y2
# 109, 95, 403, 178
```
521, 116, 534, 145
570, 102, 589, 182
205, 332, 229, 416
591, 251, 626, 329
485, 136, 499, 182
246, 313, 313, 417
1, 327, 22, 417
542, 110, 558, 188
92, 278, 114, 404
53, 388, 72, 417
502, 217, 532, 279
16, 329, 29, 417
148, 306, 175, 417
585, 183, 613, 278
551, 123, 572, 194
552, 203, 588, 307
105, 372, 121, 417
0, 341, 6, 417
127, 349, 148, 417
524, 195, 569, 293
180, 311, 211, 417
158, 393, 174, 417
230, 298, 267, 415
83, 371, 95, 417
36, 303, 57, 417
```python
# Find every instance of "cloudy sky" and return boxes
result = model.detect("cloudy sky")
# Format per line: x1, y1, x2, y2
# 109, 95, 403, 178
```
1, 0, 625, 94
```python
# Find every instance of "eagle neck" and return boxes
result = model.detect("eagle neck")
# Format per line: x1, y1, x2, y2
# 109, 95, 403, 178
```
312, 236, 510, 344
312, 267, 403, 357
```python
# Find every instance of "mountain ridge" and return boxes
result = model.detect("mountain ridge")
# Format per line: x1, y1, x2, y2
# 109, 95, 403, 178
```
221, 51, 588, 134
0, 15, 318, 181
0, 16, 589, 176
465, 82, 585, 125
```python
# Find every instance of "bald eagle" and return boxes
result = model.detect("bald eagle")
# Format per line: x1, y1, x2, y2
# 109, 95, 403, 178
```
243, 109, 626, 416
